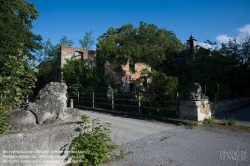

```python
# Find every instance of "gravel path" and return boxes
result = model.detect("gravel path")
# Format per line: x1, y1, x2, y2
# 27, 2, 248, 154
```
102, 126, 250, 166
78, 109, 250, 166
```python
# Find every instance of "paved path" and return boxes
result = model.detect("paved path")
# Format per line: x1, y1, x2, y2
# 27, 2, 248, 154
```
102, 126, 250, 166
215, 104, 250, 122
78, 109, 250, 166
78, 109, 185, 146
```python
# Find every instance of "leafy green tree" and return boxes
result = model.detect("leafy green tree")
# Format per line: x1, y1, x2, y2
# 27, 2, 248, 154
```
0, 0, 42, 59
36, 36, 75, 77
96, 21, 182, 69
59, 36, 74, 47
139, 70, 178, 95
62, 59, 107, 95
185, 36, 250, 99
0, 48, 38, 107
79, 30, 94, 49
0, 0, 41, 106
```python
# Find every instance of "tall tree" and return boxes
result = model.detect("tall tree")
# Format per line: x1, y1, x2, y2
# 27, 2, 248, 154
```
36, 36, 75, 77
96, 21, 182, 69
59, 36, 74, 47
186, 35, 250, 99
79, 30, 94, 50
0, 0, 42, 107
0, 0, 42, 59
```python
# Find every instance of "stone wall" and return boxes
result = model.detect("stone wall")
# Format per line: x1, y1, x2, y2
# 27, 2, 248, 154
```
212, 96, 250, 113
104, 60, 151, 92
58, 46, 96, 68
0, 122, 91, 166
179, 100, 211, 121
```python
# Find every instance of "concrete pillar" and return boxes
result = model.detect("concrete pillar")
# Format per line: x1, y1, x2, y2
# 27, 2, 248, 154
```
179, 100, 211, 121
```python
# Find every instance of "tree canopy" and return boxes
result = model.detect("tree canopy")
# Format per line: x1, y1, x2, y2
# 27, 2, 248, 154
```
79, 30, 94, 50
0, 0, 41, 108
185, 35, 250, 99
96, 21, 182, 69
0, 0, 42, 59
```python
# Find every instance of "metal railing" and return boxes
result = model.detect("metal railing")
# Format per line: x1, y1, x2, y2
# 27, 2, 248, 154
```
0, 92, 179, 118
68, 92, 179, 118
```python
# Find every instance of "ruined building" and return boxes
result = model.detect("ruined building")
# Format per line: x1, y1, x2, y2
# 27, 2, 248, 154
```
104, 60, 151, 93
56, 46, 96, 82
36, 46, 96, 91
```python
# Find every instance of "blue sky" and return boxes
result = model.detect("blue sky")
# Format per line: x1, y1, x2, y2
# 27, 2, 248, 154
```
30, 0, 250, 49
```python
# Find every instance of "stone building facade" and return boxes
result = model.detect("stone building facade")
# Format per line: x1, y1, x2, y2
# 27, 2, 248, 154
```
55, 46, 97, 82
104, 60, 151, 93
36, 46, 97, 92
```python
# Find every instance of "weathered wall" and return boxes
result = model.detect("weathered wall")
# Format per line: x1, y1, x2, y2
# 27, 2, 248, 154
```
104, 60, 151, 92
58, 46, 96, 69
212, 96, 250, 113
0, 122, 91, 166
179, 100, 211, 121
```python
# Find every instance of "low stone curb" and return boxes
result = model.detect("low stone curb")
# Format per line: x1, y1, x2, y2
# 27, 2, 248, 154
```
111, 128, 184, 157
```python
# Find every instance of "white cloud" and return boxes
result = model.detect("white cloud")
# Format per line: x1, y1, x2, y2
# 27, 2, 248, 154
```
197, 42, 213, 49
215, 24, 250, 45
216, 35, 233, 44
239, 24, 250, 34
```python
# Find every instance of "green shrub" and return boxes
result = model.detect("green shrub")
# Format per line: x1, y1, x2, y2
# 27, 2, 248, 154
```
0, 106, 10, 135
203, 118, 216, 126
227, 117, 237, 126
69, 115, 113, 166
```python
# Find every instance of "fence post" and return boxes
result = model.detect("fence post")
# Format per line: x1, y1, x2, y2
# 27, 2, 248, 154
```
26, 95, 29, 103
112, 91, 114, 110
77, 91, 79, 105
70, 99, 74, 108
138, 92, 141, 115
92, 92, 95, 108
176, 92, 179, 116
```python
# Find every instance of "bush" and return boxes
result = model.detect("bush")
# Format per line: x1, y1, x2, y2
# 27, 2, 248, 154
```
69, 115, 113, 166
0, 106, 10, 135
203, 118, 216, 126
227, 117, 237, 126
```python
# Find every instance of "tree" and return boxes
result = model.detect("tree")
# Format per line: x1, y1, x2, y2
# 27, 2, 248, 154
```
59, 36, 74, 47
79, 30, 94, 49
0, 0, 42, 59
186, 36, 250, 99
36, 36, 75, 77
0, 48, 38, 107
0, 0, 41, 107
138, 70, 178, 95
62, 59, 107, 95
96, 21, 182, 69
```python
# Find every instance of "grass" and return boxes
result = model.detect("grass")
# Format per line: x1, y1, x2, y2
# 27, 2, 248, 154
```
227, 117, 237, 126
160, 136, 171, 142
190, 122, 198, 129
178, 122, 183, 126
203, 118, 216, 126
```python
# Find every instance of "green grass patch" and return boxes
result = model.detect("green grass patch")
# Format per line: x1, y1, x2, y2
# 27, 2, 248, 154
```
227, 117, 237, 126
203, 118, 216, 126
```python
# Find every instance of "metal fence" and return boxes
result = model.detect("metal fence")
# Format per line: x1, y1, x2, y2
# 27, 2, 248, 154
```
68, 92, 179, 118
0, 92, 179, 118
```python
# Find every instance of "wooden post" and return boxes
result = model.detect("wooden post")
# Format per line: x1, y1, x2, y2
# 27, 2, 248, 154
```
92, 92, 95, 108
77, 91, 79, 105
0, 94, 2, 106
26, 95, 29, 103
70, 99, 74, 108
112, 91, 114, 110
138, 93, 141, 115
176, 92, 179, 116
